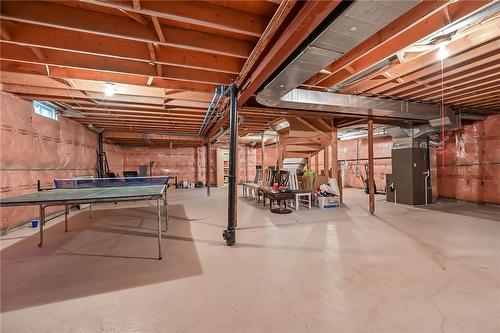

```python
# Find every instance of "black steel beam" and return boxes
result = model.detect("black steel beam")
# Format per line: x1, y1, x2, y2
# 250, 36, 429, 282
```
223, 84, 237, 246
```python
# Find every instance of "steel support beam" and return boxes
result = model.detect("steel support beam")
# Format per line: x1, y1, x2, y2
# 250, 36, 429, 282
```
206, 142, 211, 196
97, 131, 105, 178
368, 119, 375, 214
223, 84, 238, 246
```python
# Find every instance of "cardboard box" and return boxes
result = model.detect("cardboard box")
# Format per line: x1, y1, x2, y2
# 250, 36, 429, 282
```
316, 195, 340, 208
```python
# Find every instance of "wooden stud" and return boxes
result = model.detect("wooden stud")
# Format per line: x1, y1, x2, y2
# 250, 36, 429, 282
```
261, 132, 265, 170
323, 146, 329, 176
151, 16, 166, 43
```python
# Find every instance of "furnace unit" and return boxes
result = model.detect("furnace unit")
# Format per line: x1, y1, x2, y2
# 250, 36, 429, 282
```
386, 146, 438, 205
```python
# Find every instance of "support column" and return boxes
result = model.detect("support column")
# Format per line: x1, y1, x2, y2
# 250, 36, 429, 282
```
261, 132, 266, 170
307, 154, 311, 169
314, 153, 319, 173
194, 147, 199, 182
331, 128, 339, 188
223, 84, 238, 246
277, 133, 285, 169
245, 146, 249, 183
97, 131, 105, 178
368, 119, 375, 214
323, 146, 329, 176
478, 121, 485, 203
206, 142, 211, 196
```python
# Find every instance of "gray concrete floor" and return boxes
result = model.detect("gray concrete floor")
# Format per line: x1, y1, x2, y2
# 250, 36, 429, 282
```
1, 187, 500, 333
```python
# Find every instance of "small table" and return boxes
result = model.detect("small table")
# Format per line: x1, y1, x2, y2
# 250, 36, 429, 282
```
268, 191, 294, 214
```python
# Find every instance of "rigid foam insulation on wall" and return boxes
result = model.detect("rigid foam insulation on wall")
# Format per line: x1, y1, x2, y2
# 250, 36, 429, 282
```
0, 92, 122, 229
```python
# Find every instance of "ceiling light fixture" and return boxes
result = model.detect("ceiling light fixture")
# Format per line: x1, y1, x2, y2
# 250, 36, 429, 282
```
437, 43, 449, 60
104, 83, 115, 96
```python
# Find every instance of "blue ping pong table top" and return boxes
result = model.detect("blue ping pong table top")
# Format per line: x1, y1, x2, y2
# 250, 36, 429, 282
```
54, 176, 169, 189
0, 177, 169, 207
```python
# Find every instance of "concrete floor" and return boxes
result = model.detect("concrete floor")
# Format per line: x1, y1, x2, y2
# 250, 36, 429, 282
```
1, 187, 500, 333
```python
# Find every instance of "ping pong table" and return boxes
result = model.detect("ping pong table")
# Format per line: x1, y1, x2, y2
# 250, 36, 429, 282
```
0, 176, 169, 259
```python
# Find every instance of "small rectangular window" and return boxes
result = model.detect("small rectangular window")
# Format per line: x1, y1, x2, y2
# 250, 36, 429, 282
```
33, 101, 58, 121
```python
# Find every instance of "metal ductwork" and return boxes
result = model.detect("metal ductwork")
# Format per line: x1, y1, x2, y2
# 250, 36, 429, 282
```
255, 0, 459, 124
278, 89, 456, 122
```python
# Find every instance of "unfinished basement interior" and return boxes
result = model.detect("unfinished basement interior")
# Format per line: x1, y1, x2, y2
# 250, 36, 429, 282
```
1, 0, 499, 332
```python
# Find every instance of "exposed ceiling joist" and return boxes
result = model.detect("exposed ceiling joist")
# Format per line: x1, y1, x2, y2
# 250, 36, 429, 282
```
0, 22, 244, 74
0, 43, 235, 85
80, 0, 267, 37
0, 1, 254, 58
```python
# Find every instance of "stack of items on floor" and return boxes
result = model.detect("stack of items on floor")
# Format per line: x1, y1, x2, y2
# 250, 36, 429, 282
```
298, 169, 340, 208
315, 178, 341, 208
243, 167, 342, 210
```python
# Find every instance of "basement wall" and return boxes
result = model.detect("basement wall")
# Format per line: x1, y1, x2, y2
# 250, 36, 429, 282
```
321, 114, 500, 205
312, 137, 392, 191
255, 145, 278, 169
437, 114, 500, 204
120, 143, 257, 185
0, 92, 120, 229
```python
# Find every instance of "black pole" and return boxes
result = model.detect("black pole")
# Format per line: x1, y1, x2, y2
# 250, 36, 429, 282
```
206, 142, 211, 196
223, 84, 237, 246
97, 131, 105, 178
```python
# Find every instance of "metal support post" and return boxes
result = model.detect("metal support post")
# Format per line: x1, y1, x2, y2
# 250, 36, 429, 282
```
368, 119, 375, 214
206, 142, 211, 196
223, 84, 237, 246
97, 131, 105, 178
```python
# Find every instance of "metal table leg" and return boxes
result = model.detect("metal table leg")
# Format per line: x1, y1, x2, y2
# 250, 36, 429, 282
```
64, 205, 69, 232
163, 191, 168, 231
38, 205, 45, 247
157, 197, 162, 260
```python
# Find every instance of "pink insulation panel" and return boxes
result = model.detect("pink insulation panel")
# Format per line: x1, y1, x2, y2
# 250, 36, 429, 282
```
105, 143, 124, 176
0, 92, 105, 229
436, 114, 500, 204
336, 137, 392, 191
121, 143, 256, 184
206, 143, 256, 184
121, 146, 198, 181
255, 145, 278, 168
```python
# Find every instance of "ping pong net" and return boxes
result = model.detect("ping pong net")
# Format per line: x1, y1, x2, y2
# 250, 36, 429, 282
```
54, 176, 170, 189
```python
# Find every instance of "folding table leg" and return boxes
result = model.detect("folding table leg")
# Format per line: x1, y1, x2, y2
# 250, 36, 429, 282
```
64, 205, 69, 232
157, 197, 162, 260
89, 203, 92, 219
38, 205, 45, 247
296, 195, 299, 211
163, 192, 168, 231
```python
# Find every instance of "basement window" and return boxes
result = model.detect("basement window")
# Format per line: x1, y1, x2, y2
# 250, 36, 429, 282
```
33, 101, 58, 121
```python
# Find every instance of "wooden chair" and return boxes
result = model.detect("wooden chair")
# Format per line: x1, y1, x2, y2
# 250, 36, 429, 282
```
243, 169, 262, 198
